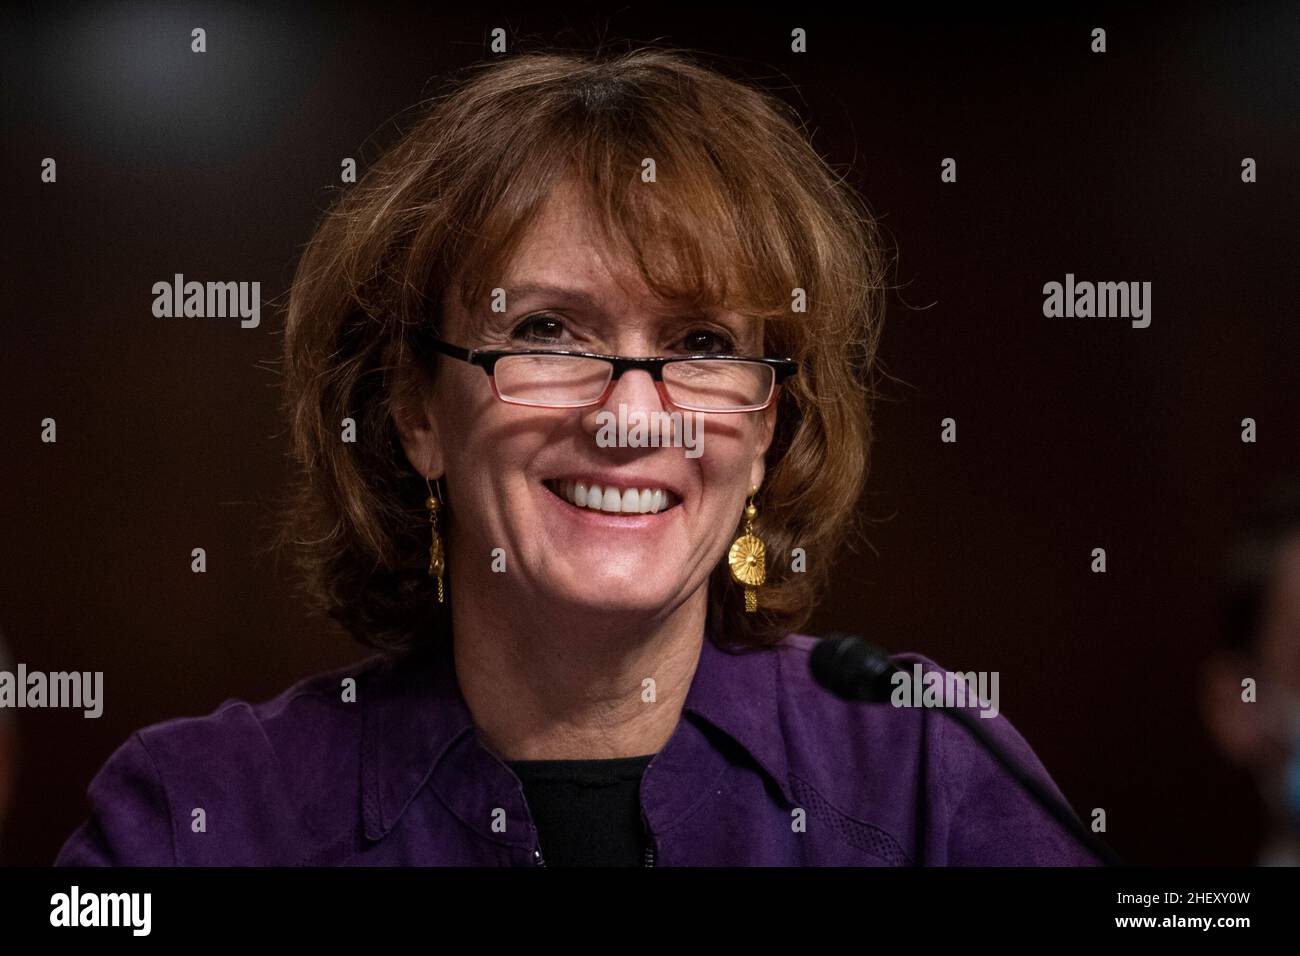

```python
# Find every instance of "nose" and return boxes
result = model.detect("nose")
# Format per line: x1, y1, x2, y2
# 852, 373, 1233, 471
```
580, 365, 671, 439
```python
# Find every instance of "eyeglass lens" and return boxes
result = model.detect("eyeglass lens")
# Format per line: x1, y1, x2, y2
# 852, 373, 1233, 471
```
492, 354, 774, 411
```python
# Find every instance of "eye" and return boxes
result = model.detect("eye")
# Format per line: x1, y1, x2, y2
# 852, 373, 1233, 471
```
680, 329, 737, 354
511, 313, 568, 345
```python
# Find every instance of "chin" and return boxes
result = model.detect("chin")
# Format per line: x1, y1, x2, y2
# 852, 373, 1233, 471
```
543, 575, 683, 618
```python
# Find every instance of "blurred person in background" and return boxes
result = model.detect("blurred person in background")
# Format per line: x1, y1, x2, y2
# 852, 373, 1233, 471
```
1203, 479, 1300, 865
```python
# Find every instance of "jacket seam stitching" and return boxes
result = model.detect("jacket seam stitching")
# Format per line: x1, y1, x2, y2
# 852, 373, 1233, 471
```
767, 645, 802, 805
790, 770, 913, 865
131, 730, 178, 866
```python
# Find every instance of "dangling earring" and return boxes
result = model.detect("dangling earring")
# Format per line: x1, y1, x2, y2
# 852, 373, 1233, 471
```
727, 487, 765, 612
425, 476, 446, 604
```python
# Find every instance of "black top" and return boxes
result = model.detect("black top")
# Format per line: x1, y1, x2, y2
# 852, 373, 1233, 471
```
506, 753, 656, 866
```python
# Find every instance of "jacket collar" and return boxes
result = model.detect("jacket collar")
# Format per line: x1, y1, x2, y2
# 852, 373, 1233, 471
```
360, 626, 796, 843
682, 627, 795, 803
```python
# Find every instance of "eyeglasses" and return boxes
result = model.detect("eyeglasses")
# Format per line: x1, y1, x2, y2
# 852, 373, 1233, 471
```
415, 332, 798, 413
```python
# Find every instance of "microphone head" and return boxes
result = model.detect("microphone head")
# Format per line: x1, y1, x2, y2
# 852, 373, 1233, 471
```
810, 632, 898, 702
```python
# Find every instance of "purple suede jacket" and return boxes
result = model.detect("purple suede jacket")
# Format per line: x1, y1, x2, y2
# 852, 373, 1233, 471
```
54, 631, 1100, 866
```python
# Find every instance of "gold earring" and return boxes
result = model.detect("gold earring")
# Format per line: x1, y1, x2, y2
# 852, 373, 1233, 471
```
425, 476, 446, 604
727, 488, 765, 612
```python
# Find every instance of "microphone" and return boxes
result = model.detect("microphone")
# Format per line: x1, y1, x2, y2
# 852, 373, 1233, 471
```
810, 632, 1123, 866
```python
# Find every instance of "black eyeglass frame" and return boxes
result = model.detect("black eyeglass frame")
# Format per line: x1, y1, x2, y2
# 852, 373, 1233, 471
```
415, 332, 799, 413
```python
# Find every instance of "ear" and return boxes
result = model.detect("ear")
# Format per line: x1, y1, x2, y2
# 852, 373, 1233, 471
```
748, 400, 778, 493
391, 365, 445, 480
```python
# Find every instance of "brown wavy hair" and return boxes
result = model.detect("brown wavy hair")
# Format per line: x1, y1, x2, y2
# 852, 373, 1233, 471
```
280, 46, 888, 658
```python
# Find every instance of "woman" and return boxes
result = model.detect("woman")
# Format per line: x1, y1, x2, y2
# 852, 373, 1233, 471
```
55, 48, 1097, 866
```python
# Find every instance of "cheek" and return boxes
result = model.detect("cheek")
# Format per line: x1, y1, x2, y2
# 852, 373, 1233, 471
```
435, 376, 498, 460
699, 417, 763, 485
444, 408, 547, 523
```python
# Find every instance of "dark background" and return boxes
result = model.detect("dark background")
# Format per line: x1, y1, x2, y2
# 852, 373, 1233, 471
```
2, 2, 1297, 865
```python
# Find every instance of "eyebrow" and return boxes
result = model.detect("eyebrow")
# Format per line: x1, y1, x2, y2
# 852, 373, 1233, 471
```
487, 281, 758, 347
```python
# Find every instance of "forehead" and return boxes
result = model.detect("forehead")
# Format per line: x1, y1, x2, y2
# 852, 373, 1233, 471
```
498, 181, 666, 311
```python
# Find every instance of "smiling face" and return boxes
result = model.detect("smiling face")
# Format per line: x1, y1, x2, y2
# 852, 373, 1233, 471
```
396, 179, 777, 620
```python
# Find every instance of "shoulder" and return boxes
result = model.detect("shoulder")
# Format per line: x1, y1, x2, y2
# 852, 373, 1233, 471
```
132, 656, 378, 775
768, 634, 939, 830
770, 633, 1101, 866
771, 631, 1047, 780
770, 632, 941, 773
55, 656, 384, 866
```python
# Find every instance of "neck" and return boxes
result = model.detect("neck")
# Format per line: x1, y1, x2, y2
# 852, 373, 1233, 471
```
447, 567, 708, 762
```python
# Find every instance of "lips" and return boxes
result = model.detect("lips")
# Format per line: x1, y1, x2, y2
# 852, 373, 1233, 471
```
542, 478, 680, 514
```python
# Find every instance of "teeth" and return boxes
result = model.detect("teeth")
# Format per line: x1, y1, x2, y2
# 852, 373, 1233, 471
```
546, 479, 676, 514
